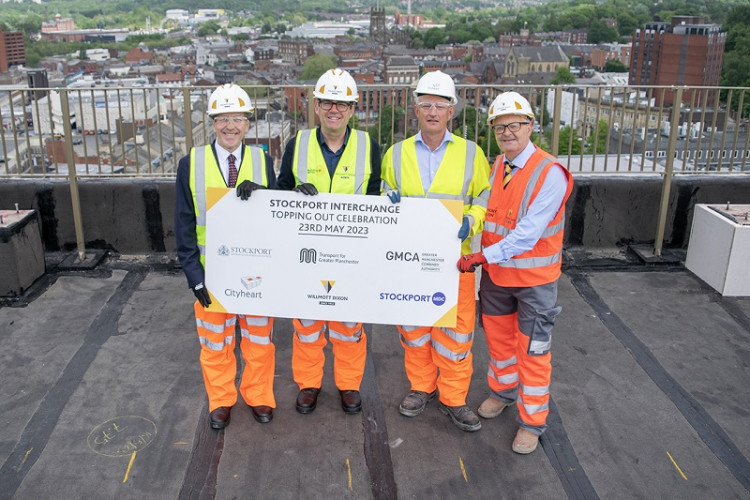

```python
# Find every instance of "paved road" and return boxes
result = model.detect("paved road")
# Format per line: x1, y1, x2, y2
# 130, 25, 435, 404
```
1, 252, 749, 499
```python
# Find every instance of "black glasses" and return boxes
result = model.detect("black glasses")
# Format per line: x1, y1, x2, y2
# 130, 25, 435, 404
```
492, 122, 531, 133
319, 100, 353, 112
416, 101, 453, 112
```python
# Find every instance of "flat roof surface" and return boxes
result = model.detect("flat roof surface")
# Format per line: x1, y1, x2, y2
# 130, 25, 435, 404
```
1, 250, 749, 500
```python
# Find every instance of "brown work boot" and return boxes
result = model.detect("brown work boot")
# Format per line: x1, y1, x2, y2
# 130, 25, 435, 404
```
439, 403, 482, 432
398, 390, 437, 417
477, 397, 513, 419
512, 428, 539, 454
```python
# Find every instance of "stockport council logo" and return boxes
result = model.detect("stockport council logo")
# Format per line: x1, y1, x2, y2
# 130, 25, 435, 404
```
217, 245, 230, 256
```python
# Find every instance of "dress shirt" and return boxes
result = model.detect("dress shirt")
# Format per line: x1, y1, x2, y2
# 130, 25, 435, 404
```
414, 129, 454, 193
214, 143, 242, 186
319, 127, 350, 177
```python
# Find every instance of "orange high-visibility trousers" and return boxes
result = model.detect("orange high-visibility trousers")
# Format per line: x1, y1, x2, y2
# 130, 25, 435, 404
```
398, 271, 476, 407
481, 312, 551, 428
292, 319, 366, 391
194, 301, 275, 412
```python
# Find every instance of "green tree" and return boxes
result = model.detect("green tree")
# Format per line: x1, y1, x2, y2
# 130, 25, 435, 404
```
557, 126, 583, 155
197, 21, 221, 37
585, 120, 609, 154
423, 27, 446, 49
550, 67, 576, 84
604, 60, 628, 72
299, 54, 337, 80
369, 104, 405, 151
588, 19, 621, 43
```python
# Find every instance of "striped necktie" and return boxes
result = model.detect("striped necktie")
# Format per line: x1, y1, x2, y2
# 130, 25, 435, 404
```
227, 153, 237, 188
503, 160, 514, 189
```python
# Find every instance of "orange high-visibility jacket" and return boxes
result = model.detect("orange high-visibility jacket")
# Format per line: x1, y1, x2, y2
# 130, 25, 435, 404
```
482, 148, 573, 287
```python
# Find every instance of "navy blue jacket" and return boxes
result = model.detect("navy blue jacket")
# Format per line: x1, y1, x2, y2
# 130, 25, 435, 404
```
175, 142, 276, 288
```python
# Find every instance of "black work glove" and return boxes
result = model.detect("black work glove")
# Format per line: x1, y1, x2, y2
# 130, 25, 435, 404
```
192, 282, 211, 308
294, 183, 318, 196
236, 180, 263, 200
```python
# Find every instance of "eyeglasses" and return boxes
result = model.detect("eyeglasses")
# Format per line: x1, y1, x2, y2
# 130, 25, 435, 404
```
416, 101, 453, 112
214, 116, 249, 125
318, 100, 353, 112
492, 121, 531, 133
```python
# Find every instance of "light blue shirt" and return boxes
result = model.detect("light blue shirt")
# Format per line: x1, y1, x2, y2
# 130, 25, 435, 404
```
214, 142, 243, 185
483, 141, 569, 264
414, 129, 454, 193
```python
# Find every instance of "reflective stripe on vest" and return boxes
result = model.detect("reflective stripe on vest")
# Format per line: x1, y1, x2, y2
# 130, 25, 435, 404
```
294, 129, 369, 194
390, 136, 476, 202
192, 145, 265, 259
296, 329, 323, 343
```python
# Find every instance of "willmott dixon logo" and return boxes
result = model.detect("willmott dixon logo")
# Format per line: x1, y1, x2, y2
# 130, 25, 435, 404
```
321, 280, 335, 293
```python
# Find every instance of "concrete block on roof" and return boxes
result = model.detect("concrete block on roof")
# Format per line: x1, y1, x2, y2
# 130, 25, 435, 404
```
0, 209, 45, 297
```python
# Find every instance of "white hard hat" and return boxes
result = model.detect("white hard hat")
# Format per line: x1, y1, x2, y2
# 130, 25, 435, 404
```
313, 68, 359, 102
207, 83, 254, 117
487, 91, 534, 124
413, 70, 457, 105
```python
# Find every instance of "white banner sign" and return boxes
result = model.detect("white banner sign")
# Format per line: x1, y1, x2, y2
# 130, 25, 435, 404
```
205, 188, 463, 327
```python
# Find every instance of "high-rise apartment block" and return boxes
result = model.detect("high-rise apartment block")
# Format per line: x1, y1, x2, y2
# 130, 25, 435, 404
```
0, 27, 25, 72
629, 16, 725, 106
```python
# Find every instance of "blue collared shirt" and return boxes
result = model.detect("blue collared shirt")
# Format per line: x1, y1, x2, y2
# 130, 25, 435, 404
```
414, 129, 454, 193
483, 141, 569, 264
319, 127, 351, 177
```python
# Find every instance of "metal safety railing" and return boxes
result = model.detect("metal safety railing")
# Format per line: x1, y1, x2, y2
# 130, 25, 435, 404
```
1, 83, 749, 259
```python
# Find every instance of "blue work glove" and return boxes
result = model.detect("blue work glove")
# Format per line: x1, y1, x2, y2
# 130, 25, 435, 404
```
386, 189, 401, 203
192, 282, 211, 308
294, 183, 318, 195
457, 216, 471, 241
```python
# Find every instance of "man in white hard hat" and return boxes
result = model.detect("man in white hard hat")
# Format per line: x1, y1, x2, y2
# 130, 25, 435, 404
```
457, 91, 573, 453
175, 83, 278, 430
277, 68, 381, 416
381, 70, 491, 432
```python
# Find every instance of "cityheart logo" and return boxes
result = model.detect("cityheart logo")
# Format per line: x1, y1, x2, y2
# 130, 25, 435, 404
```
379, 291, 446, 306
321, 280, 335, 293
240, 276, 262, 290
300, 248, 317, 264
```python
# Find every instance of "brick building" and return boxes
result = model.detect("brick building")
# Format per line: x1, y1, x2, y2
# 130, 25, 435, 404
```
0, 27, 26, 72
629, 16, 725, 105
